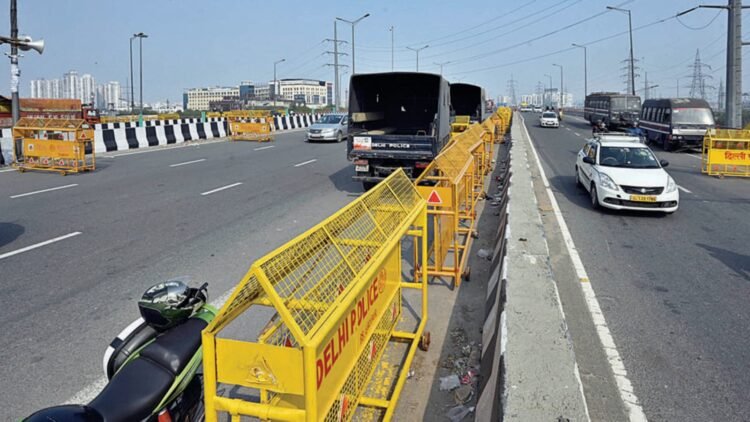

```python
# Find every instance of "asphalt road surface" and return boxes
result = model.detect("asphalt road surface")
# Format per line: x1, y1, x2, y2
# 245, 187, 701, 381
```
522, 112, 750, 421
0, 131, 362, 419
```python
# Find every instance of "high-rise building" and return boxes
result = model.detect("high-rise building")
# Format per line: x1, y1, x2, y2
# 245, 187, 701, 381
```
81, 74, 96, 104
63, 71, 81, 100
30, 79, 45, 98
103, 81, 122, 111
49, 79, 61, 99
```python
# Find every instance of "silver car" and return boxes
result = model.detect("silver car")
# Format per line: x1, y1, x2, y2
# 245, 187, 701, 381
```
307, 113, 348, 142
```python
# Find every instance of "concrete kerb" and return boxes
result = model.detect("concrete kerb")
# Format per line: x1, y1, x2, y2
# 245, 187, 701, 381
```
502, 113, 590, 421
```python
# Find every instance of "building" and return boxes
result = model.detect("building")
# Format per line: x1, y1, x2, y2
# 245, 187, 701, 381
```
326, 82, 333, 106
102, 81, 122, 111
81, 74, 96, 105
253, 84, 271, 101
63, 71, 81, 100
30, 78, 62, 99
183, 86, 240, 111
239, 81, 255, 100
277, 79, 328, 107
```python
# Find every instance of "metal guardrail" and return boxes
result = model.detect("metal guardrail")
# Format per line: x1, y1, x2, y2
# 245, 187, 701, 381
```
702, 129, 750, 177
202, 169, 429, 422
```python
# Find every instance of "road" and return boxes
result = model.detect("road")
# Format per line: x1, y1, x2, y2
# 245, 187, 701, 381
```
522, 112, 750, 421
0, 131, 362, 419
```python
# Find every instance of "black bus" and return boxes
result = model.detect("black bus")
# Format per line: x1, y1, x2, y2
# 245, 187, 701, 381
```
639, 98, 715, 151
584, 92, 641, 129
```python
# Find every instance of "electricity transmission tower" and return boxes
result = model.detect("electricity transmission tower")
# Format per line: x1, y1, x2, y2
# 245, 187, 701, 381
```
717, 78, 725, 111
507, 75, 518, 106
621, 57, 640, 94
689, 49, 714, 100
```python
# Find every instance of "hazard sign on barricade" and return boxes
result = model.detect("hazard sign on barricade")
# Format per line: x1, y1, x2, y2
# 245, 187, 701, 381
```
203, 169, 428, 422
12, 118, 95, 175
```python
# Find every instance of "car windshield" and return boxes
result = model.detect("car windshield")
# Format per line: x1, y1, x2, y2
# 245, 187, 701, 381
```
671, 108, 714, 125
318, 115, 343, 124
542, 112, 557, 118
598, 146, 660, 168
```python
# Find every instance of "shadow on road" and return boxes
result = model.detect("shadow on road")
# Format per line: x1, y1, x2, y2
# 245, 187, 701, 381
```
0, 222, 25, 249
696, 243, 750, 282
328, 164, 363, 195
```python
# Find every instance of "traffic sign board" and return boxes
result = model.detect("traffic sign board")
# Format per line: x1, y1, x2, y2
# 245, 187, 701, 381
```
427, 189, 442, 204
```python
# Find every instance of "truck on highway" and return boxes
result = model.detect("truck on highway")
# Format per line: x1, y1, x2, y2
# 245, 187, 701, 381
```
450, 83, 486, 123
639, 98, 715, 151
584, 92, 641, 130
346, 72, 451, 190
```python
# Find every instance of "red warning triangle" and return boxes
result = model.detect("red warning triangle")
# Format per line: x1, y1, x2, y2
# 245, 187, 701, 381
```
427, 189, 443, 205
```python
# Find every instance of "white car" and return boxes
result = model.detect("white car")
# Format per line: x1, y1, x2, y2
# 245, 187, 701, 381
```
533, 106, 543, 113
539, 111, 560, 128
575, 134, 679, 214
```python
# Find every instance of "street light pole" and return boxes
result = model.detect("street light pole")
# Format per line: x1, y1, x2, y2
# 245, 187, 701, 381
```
607, 6, 635, 95
407, 45, 429, 71
553, 64, 564, 109
273, 58, 285, 108
572, 43, 588, 98
132, 32, 147, 124
129, 35, 135, 111
390, 26, 394, 71
434, 61, 451, 75
336, 13, 370, 75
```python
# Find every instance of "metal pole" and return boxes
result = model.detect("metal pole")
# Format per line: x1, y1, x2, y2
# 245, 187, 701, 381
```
273, 62, 277, 108
727, 0, 742, 128
334, 21, 339, 110
10, 0, 19, 125
139, 35, 143, 121
390, 26, 394, 72
628, 10, 635, 96
130, 37, 135, 111
416, 50, 419, 71
583, 47, 587, 97
351, 25, 356, 75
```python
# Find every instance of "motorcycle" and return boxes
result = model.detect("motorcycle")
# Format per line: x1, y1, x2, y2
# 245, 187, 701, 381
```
26, 280, 216, 422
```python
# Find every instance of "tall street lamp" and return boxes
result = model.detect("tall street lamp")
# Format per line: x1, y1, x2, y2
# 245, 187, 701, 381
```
389, 26, 394, 72
133, 32, 147, 124
572, 43, 588, 98
607, 6, 635, 96
407, 45, 429, 71
553, 63, 564, 110
434, 61, 451, 75
273, 58, 285, 108
336, 13, 370, 75
129, 35, 136, 111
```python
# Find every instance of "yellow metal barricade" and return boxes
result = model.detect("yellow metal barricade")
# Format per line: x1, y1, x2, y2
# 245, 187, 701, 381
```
415, 121, 492, 288
702, 129, 750, 177
206, 112, 222, 119
230, 118, 273, 142
451, 115, 471, 137
157, 113, 180, 120
12, 118, 95, 175
203, 169, 428, 422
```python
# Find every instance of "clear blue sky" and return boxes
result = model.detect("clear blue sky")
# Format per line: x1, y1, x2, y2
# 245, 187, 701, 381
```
6, 0, 748, 104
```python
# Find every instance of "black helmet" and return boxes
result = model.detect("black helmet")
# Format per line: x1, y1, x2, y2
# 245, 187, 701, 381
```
137, 280, 207, 331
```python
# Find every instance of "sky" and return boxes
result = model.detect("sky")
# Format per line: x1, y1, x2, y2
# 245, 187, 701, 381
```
5, 0, 748, 105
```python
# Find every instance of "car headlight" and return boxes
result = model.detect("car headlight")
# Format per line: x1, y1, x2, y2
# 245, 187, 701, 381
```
598, 172, 618, 190
665, 176, 677, 193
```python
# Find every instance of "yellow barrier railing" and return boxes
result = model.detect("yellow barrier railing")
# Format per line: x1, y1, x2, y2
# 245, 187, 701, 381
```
12, 118, 95, 176
203, 169, 428, 422
702, 129, 750, 177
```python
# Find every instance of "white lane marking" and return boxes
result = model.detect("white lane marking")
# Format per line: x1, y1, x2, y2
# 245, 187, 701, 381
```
200, 182, 243, 196
0, 168, 17, 173
169, 158, 206, 168
10, 183, 78, 199
254, 145, 275, 151
294, 158, 317, 167
0, 231, 82, 260
574, 132, 581, 137
686, 154, 702, 160
520, 113, 648, 422
65, 285, 237, 406
677, 185, 692, 194
565, 127, 571, 131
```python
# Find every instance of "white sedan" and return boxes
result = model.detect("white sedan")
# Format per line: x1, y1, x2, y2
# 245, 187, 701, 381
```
575, 136, 679, 214
539, 111, 560, 128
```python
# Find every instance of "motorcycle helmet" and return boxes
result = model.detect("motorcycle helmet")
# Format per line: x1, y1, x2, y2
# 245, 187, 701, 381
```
137, 279, 205, 331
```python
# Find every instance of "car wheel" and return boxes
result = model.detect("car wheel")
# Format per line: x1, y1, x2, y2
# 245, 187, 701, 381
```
590, 185, 601, 209
575, 167, 583, 188
337, 132, 343, 143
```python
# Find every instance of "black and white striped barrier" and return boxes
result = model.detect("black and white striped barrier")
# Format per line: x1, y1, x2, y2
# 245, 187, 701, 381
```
476, 141, 512, 421
271, 113, 321, 131
94, 117, 224, 130
93, 121, 228, 153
